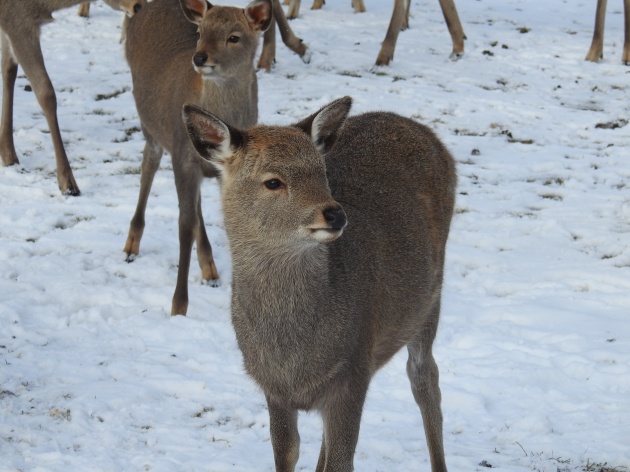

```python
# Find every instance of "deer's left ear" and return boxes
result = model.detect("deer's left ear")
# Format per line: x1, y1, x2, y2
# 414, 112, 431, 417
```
293, 96, 352, 154
183, 104, 245, 174
180, 0, 211, 25
244, 0, 272, 32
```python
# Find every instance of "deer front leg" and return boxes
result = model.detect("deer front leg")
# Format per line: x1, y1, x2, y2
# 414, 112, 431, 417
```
8, 30, 79, 195
124, 132, 163, 260
0, 34, 19, 167
586, 0, 607, 62
351, 0, 365, 14
317, 378, 368, 471
171, 156, 205, 316
287, 0, 301, 19
194, 192, 219, 285
77, 2, 91, 17
267, 399, 300, 472
375, 0, 408, 66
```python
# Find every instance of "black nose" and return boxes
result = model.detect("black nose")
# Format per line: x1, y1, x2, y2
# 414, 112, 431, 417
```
323, 207, 347, 230
133, 3, 142, 13
193, 52, 208, 67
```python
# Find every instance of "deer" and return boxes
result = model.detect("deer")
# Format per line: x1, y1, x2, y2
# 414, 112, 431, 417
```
123, 0, 273, 316
282, 0, 464, 66
0, 0, 145, 196
183, 96, 456, 471
78, 0, 308, 70
585, 0, 630, 64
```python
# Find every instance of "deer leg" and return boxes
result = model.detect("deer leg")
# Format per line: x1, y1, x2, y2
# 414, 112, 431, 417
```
312, 0, 325, 10
258, 12, 277, 70
351, 0, 365, 14
194, 192, 219, 285
586, 0, 607, 62
375, 0, 408, 66
438, 0, 465, 59
124, 131, 163, 260
0, 34, 19, 167
171, 156, 204, 316
287, 0, 301, 19
622, 0, 630, 64
267, 399, 300, 472
8, 32, 79, 195
77, 2, 91, 17
406, 305, 447, 472
273, 0, 309, 61
402, 0, 410, 30
318, 377, 368, 471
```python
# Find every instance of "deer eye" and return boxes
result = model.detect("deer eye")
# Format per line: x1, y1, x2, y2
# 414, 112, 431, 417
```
228, 35, 240, 44
264, 179, 284, 190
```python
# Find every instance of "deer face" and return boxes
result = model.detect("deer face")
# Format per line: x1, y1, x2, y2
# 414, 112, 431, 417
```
180, 0, 272, 79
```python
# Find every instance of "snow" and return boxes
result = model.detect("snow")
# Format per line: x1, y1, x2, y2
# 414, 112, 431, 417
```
1, 0, 629, 470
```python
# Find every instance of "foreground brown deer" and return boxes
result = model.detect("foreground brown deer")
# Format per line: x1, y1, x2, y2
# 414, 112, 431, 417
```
184, 96, 456, 471
585, 0, 630, 64
283, 0, 464, 65
0, 0, 145, 196
124, 0, 271, 315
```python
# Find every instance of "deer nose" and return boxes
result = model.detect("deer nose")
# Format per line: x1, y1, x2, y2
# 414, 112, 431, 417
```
133, 3, 142, 13
323, 207, 347, 230
193, 52, 208, 67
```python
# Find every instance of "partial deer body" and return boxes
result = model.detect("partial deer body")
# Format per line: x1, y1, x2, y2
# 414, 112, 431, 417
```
0, 0, 144, 195
282, 0, 464, 65
258, 0, 309, 71
124, 0, 271, 315
586, 0, 630, 64
184, 97, 456, 471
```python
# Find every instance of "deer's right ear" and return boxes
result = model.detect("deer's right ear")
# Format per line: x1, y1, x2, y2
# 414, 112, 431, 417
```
294, 96, 352, 154
183, 105, 242, 173
180, 0, 211, 24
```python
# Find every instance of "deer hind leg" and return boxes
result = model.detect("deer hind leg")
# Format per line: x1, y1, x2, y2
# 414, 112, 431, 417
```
586, 0, 608, 62
1, 33, 19, 167
267, 399, 300, 472
7, 31, 79, 195
258, 13, 277, 70
273, 0, 309, 61
406, 305, 447, 472
194, 192, 219, 286
124, 131, 163, 260
375, 0, 408, 66
77, 2, 91, 17
622, 0, 630, 64
438, 0, 465, 59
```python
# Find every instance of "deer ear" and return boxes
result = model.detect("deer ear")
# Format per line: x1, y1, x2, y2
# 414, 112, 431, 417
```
294, 96, 352, 154
180, 0, 211, 25
183, 105, 244, 173
244, 0, 272, 32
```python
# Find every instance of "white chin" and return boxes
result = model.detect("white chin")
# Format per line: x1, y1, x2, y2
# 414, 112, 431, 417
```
311, 228, 343, 243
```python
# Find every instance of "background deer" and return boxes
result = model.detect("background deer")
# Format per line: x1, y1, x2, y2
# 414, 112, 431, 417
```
184, 96, 456, 471
78, 0, 307, 70
282, 0, 465, 65
585, 0, 630, 64
124, 0, 271, 316
0, 0, 145, 196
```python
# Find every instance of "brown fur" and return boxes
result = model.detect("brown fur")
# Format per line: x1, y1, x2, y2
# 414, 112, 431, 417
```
0, 0, 145, 195
123, 0, 272, 315
184, 97, 456, 471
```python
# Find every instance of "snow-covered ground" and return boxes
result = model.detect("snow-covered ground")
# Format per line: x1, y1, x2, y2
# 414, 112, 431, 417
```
1, 0, 629, 470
